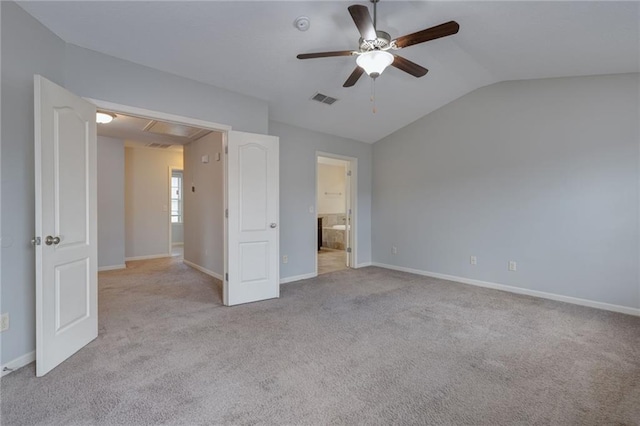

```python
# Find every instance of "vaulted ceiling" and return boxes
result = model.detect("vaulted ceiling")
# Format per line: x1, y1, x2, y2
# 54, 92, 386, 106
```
19, 1, 639, 143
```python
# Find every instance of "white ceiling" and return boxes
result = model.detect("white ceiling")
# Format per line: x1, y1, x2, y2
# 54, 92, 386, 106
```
97, 111, 210, 149
19, 1, 639, 143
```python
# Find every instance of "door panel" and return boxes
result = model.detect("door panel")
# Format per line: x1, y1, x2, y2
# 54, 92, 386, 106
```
240, 242, 269, 282
239, 144, 268, 231
54, 107, 89, 247
226, 131, 279, 306
35, 75, 97, 376
55, 259, 90, 333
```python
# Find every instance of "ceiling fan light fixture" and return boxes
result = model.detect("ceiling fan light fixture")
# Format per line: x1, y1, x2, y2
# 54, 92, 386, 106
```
96, 112, 116, 124
356, 50, 394, 78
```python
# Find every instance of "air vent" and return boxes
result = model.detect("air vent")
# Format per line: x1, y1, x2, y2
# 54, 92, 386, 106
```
311, 92, 338, 105
145, 143, 173, 149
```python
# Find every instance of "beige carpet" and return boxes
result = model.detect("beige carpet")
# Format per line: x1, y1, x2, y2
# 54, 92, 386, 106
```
1, 257, 639, 425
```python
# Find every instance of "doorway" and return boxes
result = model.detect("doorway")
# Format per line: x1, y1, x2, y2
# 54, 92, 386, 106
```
169, 169, 184, 258
315, 152, 357, 275
34, 75, 280, 375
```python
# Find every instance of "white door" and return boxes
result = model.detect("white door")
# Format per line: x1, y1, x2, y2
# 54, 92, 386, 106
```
34, 75, 98, 376
345, 167, 352, 267
225, 131, 279, 306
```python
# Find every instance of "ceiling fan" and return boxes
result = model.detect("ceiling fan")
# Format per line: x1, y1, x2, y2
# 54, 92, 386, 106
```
296, 0, 460, 87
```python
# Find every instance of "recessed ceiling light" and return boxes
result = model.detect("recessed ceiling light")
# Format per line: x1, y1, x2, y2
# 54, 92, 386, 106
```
96, 112, 116, 124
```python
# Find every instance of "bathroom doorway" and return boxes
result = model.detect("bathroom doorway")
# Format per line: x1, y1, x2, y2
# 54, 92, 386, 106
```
315, 153, 356, 275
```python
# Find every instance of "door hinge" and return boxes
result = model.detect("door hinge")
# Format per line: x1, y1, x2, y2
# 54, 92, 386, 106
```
225, 209, 228, 218
225, 146, 228, 154
347, 247, 352, 253
347, 170, 352, 176
348, 208, 352, 216
225, 273, 228, 281
31, 236, 41, 246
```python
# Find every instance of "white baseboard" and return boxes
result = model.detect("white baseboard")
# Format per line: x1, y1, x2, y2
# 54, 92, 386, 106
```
356, 262, 372, 268
98, 264, 126, 272
372, 262, 640, 317
183, 260, 223, 280
125, 254, 170, 261
280, 272, 317, 284
1, 351, 35, 377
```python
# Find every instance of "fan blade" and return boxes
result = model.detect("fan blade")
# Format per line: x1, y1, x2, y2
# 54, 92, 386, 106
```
348, 5, 377, 41
392, 55, 428, 77
343, 67, 365, 87
393, 21, 460, 49
297, 51, 355, 60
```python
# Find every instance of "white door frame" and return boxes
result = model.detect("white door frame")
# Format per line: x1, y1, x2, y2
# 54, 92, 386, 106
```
167, 167, 184, 255
87, 98, 231, 286
315, 151, 358, 275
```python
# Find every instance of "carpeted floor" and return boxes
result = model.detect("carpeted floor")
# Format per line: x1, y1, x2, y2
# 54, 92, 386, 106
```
1, 257, 639, 425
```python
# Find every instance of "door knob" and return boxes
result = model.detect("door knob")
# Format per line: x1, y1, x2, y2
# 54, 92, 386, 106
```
270, 223, 277, 228
45, 236, 60, 245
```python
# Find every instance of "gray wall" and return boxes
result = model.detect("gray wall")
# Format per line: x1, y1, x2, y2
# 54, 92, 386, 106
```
64, 44, 268, 135
183, 133, 224, 276
97, 136, 125, 269
373, 74, 640, 309
0, 1, 270, 365
0, 2, 66, 364
270, 121, 373, 279
125, 147, 183, 259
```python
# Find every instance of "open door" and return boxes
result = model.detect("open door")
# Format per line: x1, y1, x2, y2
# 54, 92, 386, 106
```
345, 167, 352, 268
225, 131, 279, 306
34, 75, 98, 376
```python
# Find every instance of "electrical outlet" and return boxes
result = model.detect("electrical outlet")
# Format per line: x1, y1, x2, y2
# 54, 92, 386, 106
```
0, 313, 9, 332
470, 256, 477, 265
282, 255, 288, 264
392, 246, 398, 255
509, 261, 517, 272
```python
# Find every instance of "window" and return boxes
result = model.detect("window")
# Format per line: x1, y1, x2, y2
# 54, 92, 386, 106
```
171, 171, 183, 223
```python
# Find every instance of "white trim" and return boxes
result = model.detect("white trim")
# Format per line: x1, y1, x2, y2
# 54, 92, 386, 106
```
86, 98, 232, 133
125, 254, 170, 261
280, 272, 317, 284
183, 260, 223, 280
2, 351, 35, 377
98, 264, 126, 272
356, 262, 372, 268
372, 262, 640, 317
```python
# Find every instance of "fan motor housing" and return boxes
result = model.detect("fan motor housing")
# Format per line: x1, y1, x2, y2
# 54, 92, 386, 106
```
359, 30, 391, 51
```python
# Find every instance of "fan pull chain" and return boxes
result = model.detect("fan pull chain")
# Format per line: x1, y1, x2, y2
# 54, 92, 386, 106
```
371, 78, 377, 114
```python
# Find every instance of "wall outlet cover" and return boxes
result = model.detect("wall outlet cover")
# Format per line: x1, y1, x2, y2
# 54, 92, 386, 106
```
282, 255, 288, 264
509, 261, 517, 271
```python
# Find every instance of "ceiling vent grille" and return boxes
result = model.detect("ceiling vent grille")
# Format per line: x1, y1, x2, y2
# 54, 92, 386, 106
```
145, 143, 173, 149
311, 92, 338, 105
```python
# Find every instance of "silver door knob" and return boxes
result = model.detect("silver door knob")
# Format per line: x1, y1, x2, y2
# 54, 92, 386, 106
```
270, 223, 277, 228
45, 236, 60, 245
